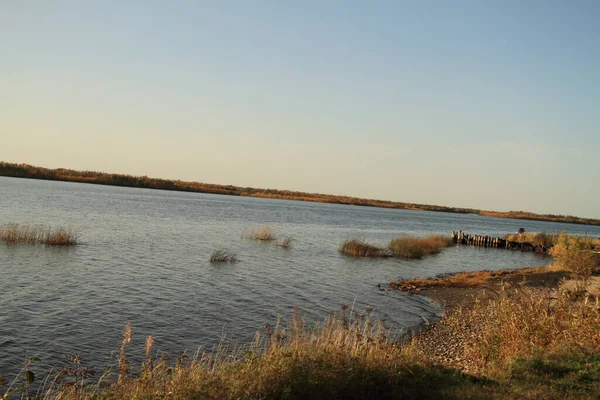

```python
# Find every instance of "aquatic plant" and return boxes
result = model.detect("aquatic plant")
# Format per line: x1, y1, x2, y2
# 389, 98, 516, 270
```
210, 250, 238, 263
243, 226, 276, 241
388, 235, 451, 259
338, 238, 391, 257
0, 223, 78, 246
276, 236, 293, 248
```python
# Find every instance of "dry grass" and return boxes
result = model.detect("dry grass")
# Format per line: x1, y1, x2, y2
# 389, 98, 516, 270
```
6, 288, 600, 399
388, 235, 452, 259
29, 309, 490, 400
447, 283, 600, 374
550, 231, 597, 279
389, 266, 550, 290
209, 250, 237, 263
0, 223, 78, 246
503, 232, 558, 248
410, 281, 600, 398
338, 238, 391, 257
275, 236, 293, 248
242, 226, 276, 241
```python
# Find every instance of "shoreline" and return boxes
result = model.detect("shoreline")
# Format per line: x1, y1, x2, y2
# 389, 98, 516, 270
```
391, 266, 569, 312
393, 266, 598, 375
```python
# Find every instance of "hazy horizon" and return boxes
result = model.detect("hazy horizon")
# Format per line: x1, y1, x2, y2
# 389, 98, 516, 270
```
2, 2, 599, 218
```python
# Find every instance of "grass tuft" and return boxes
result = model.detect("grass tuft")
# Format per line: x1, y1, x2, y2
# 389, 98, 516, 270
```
276, 236, 293, 248
388, 235, 452, 259
0, 223, 78, 246
243, 226, 276, 241
210, 250, 237, 263
338, 238, 391, 257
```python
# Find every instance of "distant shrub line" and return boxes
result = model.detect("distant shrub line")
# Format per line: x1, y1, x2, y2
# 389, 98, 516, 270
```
2, 161, 598, 226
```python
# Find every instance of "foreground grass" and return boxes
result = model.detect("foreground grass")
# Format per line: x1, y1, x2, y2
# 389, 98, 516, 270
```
11, 284, 600, 400
0, 223, 77, 246
412, 281, 600, 399
388, 235, 452, 259
9, 311, 489, 400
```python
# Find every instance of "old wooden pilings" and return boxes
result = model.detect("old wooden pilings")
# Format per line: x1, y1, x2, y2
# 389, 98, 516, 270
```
451, 230, 541, 252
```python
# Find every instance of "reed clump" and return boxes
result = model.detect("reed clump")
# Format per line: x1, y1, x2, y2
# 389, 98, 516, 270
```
210, 250, 237, 263
338, 238, 391, 257
243, 226, 276, 241
388, 235, 452, 259
275, 236, 293, 248
0, 223, 78, 246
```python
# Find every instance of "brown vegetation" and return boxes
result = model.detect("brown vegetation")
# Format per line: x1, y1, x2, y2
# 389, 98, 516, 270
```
503, 232, 558, 248
209, 250, 237, 263
10, 287, 600, 399
388, 235, 452, 259
479, 209, 600, 226
389, 266, 550, 291
0, 223, 77, 246
549, 231, 597, 279
275, 236, 293, 248
243, 226, 276, 241
338, 239, 391, 257
3, 161, 598, 226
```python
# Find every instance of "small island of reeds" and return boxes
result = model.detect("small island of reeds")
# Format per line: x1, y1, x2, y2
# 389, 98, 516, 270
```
0, 223, 78, 246
388, 235, 453, 259
209, 249, 237, 263
243, 226, 277, 241
338, 239, 392, 257
339, 235, 452, 259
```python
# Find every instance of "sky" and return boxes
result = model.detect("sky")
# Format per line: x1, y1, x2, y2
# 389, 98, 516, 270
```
1, 1, 599, 218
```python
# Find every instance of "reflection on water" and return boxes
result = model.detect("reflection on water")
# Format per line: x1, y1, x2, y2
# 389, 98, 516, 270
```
1, 176, 598, 378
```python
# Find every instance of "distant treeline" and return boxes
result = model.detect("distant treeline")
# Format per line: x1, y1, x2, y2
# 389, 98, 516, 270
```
2, 161, 599, 226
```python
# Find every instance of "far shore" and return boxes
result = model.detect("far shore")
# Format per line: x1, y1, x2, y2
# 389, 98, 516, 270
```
2, 161, 599, 226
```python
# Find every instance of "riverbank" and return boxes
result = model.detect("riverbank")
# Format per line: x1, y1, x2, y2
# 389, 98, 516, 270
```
2, 161, 599, 226
392, 264, 600, 398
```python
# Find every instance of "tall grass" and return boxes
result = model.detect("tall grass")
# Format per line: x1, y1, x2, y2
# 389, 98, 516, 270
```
388, 235, 452, 259
37, 309, 483, 400
442, 283, 600, 375
6, 284, 600, 399
242, 226, 276, 241
338, 239, 391, 257
0, 223, 78, 246
549, 231, 597, 279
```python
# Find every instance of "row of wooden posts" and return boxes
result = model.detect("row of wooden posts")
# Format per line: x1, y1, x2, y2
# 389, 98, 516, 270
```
451, 230, 545, 252
451, 231, 505, 248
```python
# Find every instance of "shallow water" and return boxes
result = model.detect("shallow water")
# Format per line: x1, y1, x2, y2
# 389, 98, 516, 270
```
1, 176, 598, 379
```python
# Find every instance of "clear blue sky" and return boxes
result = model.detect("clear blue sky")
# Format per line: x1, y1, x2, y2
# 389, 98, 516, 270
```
1, 1, 599, 218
